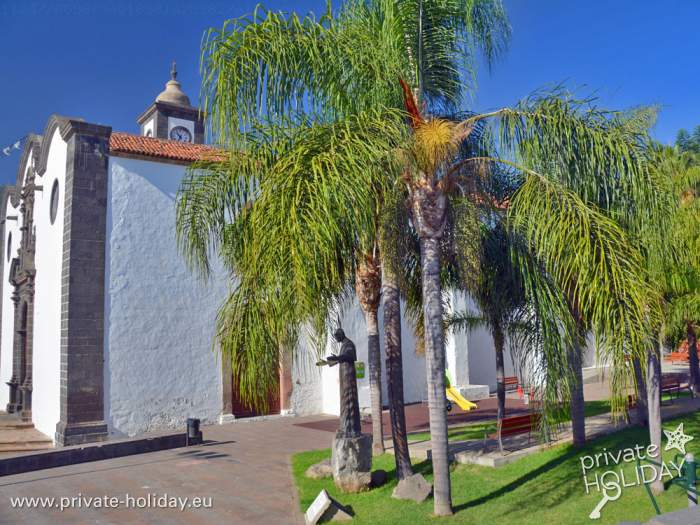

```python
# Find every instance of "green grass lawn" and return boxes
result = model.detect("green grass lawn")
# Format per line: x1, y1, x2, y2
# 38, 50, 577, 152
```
292, 409, 700, 524
405, 396, 688, 444
405, 399, 614, 444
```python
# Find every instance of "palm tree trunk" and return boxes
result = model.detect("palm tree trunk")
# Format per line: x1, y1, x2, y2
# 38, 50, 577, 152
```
646, 337, 664, 494
356, 254, 384, 455
568, 329, 586, 447
383, 267, 413, 479
365, 308, 385, 455
632, 356, 648, 426
419, 236, 452, 516
493, 323, 506, 424
687, 322, 700, 396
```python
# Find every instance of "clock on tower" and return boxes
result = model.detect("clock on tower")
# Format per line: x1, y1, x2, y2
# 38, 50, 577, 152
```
169, 126, 192, 142
136, 61, 205, 144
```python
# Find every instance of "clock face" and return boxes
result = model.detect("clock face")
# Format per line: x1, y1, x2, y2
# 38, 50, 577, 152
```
169, 126, 192, 142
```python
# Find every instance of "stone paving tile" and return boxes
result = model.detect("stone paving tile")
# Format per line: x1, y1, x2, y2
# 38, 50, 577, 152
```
0, 415, 335, 525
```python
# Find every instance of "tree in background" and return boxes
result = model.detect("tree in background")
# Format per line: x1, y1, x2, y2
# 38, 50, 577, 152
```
447, 222, 529, 435
620, 144, 698, 493
676, 126, 700, 154
386, 85, 661, 511
510, 103, 664, 447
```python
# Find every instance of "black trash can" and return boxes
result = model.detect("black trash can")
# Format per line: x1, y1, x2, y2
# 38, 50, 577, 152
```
186, 418, 202, 446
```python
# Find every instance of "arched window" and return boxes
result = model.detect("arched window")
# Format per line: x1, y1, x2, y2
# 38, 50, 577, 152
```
6, 232, 11, 262
50, 179, 59, 225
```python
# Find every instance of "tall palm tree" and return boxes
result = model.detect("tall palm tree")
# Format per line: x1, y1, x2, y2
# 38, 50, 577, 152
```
393, 90, 661, 512
659, 149, 700, 394
355, 249, 385, 455
177, 112, 406, 411
192, 0, 511, 490
634, 146, 700, 493
187, 2, 659, 516
584, 144, 691, 492
508, 103, 665, 448
442, 155, 534, 428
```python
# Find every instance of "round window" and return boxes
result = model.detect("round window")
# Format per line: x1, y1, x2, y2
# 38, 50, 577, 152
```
50, 179, 59, 225
6, 232, 11, 262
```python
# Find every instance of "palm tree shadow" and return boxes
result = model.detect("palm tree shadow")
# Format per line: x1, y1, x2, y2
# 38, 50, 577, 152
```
453, 447, 582, 512
452, 423, 660, 515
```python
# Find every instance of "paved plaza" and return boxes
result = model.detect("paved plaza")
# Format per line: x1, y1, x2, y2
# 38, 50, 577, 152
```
0, 372, 693, 524
0, 415, 334, 525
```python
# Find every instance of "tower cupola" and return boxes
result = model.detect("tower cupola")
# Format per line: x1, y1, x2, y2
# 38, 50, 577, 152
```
136, 61, 204, 144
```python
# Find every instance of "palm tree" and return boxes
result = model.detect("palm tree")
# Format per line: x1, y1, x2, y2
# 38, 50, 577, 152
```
355, 249, 385, 455
393, 90, 662, 511
508, 103, 664, 448
634, 146, 700, 493
177, 112, 406, 411
658, 149, 700, 394
192, 0, 511, 494
187, 2, 660, 515
448, 222, 529, 431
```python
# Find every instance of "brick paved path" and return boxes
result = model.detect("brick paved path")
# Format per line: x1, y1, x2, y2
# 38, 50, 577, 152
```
0, 415, 334, 525
295, 397, 530, 436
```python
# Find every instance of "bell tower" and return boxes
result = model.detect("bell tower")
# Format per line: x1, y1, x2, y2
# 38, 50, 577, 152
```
136, 61, 204, 144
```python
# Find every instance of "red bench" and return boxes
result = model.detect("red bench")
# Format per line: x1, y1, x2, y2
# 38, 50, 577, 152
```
504, 376, 519, 392
486, 413, 541, 453
664, 352, 689, 364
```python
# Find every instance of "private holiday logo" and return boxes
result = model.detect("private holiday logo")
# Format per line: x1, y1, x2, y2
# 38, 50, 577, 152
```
580, 423, 694, 519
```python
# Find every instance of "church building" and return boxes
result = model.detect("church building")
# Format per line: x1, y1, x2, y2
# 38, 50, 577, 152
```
0, 65, 517, 447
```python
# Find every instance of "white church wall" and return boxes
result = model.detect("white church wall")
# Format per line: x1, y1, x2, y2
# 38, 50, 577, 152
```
446, 293, 471, 388
0, 188, 23, 409
582, 334, 601, 369
447, 292, 516, 394
319, 296, 426, 416
290, 328, 324, 416
31, 129, 66, 439
105, 156, 227, 437
142, 118, 155, 138
395, 306, 428, 406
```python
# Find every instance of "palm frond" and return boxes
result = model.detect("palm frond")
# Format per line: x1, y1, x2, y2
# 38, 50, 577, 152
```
393, 0, 510, 109
509, 172, 658, 414
446, 310, 486, 331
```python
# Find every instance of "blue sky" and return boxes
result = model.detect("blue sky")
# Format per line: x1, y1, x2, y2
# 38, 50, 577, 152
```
1, 0, 698, 184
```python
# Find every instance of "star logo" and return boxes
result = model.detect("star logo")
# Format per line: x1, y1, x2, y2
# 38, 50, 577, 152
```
663, 423, 694, 454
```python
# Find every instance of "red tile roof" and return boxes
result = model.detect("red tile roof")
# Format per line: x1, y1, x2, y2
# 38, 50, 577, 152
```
109, 132, 225, 163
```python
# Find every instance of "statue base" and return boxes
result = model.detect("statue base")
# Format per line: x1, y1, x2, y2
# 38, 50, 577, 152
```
331, 433, 372, 493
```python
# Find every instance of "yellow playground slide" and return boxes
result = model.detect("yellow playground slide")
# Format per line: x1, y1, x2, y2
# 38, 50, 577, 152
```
445, 386, 478, 411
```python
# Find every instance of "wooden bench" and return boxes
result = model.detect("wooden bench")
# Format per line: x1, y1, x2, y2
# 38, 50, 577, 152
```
486, 413, 541, 453
504, 376, 519, 392
661, 378, 686, 402
664, 352, 689, 364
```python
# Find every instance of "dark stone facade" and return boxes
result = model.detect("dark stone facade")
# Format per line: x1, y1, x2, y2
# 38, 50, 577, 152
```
4, 135, 41, 421
1, 116, 112, 446
54, 119, 111, 446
